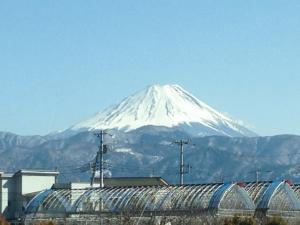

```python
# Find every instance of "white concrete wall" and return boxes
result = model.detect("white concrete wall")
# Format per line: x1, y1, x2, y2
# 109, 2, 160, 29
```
71, 182, 90, 189
0, 171, 58, 220
1, 178, 8, 213
0, 176, 13, 219
21, 175, 56, 195
70, 183, 91, 204
14, 173, 57, 219
13, 174, 56, 218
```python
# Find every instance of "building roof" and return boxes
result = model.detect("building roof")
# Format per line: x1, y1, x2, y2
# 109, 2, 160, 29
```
0, 172, 13, 179
0, 169, 58, 179
99, 176, 169, 187
14, 169, 59, 176
52, 177, 168, 189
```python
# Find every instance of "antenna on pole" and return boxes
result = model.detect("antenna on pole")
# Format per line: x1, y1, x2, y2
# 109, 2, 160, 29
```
173, 139, 190, 185
91, 130, 110, 188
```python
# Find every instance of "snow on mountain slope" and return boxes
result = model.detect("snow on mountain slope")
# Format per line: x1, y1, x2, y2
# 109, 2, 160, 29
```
68, 84, 257, 137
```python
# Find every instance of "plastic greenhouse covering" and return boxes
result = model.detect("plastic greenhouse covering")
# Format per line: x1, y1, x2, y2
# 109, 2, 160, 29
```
25, 181, 300, 219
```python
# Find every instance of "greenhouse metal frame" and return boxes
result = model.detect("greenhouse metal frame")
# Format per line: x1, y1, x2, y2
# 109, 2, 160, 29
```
24, 181, 300, 225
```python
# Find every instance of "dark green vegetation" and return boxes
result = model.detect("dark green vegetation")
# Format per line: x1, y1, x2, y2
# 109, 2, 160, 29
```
265, 216, 288, 225
222, 216, 292, 225
223, 216, 257, 225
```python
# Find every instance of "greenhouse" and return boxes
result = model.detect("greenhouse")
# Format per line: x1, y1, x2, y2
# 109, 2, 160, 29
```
25, 183, 255, 215
24, 181, 300, 225
291, 183, 300, 199
244, 181, 300, 217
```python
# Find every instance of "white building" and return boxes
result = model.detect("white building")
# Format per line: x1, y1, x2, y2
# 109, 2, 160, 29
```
0, 170, 58, 221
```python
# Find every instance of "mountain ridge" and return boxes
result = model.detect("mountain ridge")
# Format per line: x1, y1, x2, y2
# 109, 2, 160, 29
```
0, 130, 299, 183
65, 84, 257, 137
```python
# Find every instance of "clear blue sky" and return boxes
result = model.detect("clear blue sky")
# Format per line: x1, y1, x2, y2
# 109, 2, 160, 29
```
1, 1, 300, 136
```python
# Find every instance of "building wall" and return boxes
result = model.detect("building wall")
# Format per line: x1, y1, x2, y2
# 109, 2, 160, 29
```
15, 173, 57, 219
70, 182, 90, 190
0, 171, 58, 220
0, 176, 14, 219
21, 175, 56, 195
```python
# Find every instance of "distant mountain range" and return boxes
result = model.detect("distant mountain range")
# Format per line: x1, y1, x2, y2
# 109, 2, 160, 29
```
1, 129, 300, 184
1, 84, 299, 184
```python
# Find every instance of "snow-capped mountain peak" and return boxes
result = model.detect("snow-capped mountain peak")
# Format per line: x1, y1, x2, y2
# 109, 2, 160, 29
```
68, 84, 256, 137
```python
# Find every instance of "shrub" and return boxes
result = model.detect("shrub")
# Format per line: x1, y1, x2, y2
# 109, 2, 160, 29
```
34, 220, 56, 225
0, 215, 9, 225
223, 216, 257, 225
265, 216, 288, 225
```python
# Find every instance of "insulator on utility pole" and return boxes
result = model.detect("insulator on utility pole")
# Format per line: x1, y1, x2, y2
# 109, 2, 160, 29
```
187, 164, 192, 174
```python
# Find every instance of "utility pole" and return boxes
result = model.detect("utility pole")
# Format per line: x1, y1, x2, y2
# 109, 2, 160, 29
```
173, 139, 189, 185
254, 169, 272, 184
150, 167, 155, 177
91, 130, 109, 188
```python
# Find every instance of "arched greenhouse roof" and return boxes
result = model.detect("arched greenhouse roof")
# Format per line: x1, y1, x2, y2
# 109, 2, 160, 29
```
244, 180, 300, 211
291, 183, 300, 198
25, 183, 255, 217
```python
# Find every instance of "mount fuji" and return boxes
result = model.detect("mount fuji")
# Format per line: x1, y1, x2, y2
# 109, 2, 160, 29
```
4, 85, 300, 183
66, 84, 256, 137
